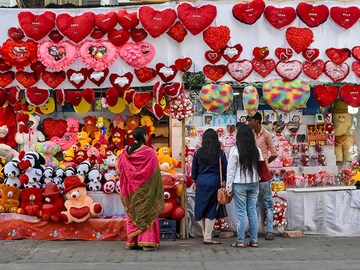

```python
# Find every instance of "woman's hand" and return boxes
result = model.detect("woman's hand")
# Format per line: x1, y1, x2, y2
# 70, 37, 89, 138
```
227, 191, 232, 197
191, 183, 196, 191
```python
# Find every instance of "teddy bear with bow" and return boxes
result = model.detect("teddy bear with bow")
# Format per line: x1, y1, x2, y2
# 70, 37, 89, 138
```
15, 114, 45, 152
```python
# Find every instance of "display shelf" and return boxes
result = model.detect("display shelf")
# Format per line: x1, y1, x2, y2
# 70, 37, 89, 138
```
286, 186, 356, 192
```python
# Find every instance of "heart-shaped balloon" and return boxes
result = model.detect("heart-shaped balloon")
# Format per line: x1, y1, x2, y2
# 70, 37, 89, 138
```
119, 42, 155, 69
263, 79, 310, 112
242, 85, 259, 116
200, 83, 233, 114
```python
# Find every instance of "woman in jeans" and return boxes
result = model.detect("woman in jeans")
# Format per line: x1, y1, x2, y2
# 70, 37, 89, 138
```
226, 124, 264, 247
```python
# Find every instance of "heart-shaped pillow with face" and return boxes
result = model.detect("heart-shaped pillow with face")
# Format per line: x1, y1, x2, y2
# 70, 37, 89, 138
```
177, 3, 217, 35
95, 11, 117, 33
286, 27, 314, 54
314, 85, 338, 107
56, 12, 95, 43
324, 61, 349, 82
232, 0, 265, 25
119, 42, 155, 69
16, 71, 40, 88
275, 60, 302, 81
67, 68, 89, 89
1, 39, 38, 70
18, 11, 56, 41
0, 71, 15, 88
264, 6, 296, 29
302, 60, 324, 80
42, 118, 67, 138
227, 60, 253, 82
330, 6, 360, 29
138, 6, 177, 38
263, 79, 310, 112
79, 40, 118, 71
38, 41, 78, 71
42, 70, 66, 89
242, 85, 259, 116
203, 26, 231, 52
340, 84, 360, 107
200, 83, 234, 114
296, 3, 329, 28
88, 68, 109, 87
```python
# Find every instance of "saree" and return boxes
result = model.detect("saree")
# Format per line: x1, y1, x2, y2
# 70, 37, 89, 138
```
117, 146, 164, 246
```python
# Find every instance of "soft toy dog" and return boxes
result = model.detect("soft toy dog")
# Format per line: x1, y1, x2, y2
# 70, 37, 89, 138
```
18, 187, 43, 217
41, 182, 66, 222
61, 175, 103, 224
0, 185, 21, 213
0, 144, 19, 163
0, 105, 17, 147
34, 141, 61, 168
158, 155, 178, 175
15, 114, 46, 152
3, 159, 21, 188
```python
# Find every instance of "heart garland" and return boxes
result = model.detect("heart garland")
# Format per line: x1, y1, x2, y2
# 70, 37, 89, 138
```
264, 6, 296, 29
18, 11, 56, 41
232, 0, 265, 25
340, 84, 360, 107
296, 3, 329, 28
285, 27, 314, 54
314, 85, 338, 107
203, 26, 231, 52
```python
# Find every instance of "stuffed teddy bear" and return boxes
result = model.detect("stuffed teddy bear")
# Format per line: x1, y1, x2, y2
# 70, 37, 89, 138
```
157, 146, 172, 158
159, 174, 185, 220
60, 175, 103, 224
0, 144, 19, 163
82, 116, 98, 139
33, 141, 61, 168
0, 185, 21, 213
158, 155, 178, 175
66, 118, 80, 133
87, 146, 103, 168
15, 114, 46, 152
87, 168, 103, 191
41, 182, 66, 222
0, 105, 17, 147
102, 153, 117, 181
125, 115, 139, 145
331, 99, 355, 163
140, 115, 155, 146
111, 115, 126, 149
3, 159, 21, 188
18, 187, 43, 217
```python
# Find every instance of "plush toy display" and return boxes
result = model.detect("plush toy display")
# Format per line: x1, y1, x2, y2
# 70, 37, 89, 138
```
87, 146, 103, 167
103, 153, 117, 181
158, 155, 178, 175
0, 185, 21, 213
331, 99, 355, 163
0, 144, 19, 163
60, 175, 103, 224
66, 118, 80, 133
53, 168, 65, 190
0, 105, 17, 147
18, 187, 43, 217
15, 114, 46, 152
34, 141, 61, 168
41, 182, 66, 222
76, 160, 91, 177
3, 159, 21, 188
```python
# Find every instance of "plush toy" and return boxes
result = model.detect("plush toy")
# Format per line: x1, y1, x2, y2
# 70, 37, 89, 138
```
43, 167, 54, 185
15, 114, 46, 152
41, 182, 66, 222
111, 114, 126, 149
87, 146, 103, 168
158, 155, 178, 175
0, 185, 21, 213
60, 175, 103, 224
22, 167, 44, 188
0, 105, 17, 147
102, 178, 116, 194
103, 153, 117, 181
87, 168, 103, 191
53, 168, 65, 191
18, 187, 43, 217
34, 141, 61, 168
331, 99, 355, 163
125, 115, 139, 145
157, 146, 172, 158
0, 144, 19, 163
0, 159, 5, 183
140, 115, 155, 146
159, 174, 185, 220
76, 161, 91, 178
74, 139, 91, 164
60, 146, 77, 169
3, 159, 21, 188
325, 123, 335, 145
66, 118, 80, 133
18, 151, 45, 187
64, 167, 75, 177
82, 116, 99, 139
51, 131, 78, 152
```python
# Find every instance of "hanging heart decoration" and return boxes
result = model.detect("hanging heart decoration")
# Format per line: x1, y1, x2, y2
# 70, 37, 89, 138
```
117, 9, 139, 30
324, 61, 349, 82
232, 0, 265, 25
130, 28, 148, 43
95, 11, 118, 33
227, 60, 253, 82
352, 62, 360, 78
134, 67, 157, 83
119, 42, 155, 69
275, 48, 293, 61
252, 59, 275, 78
253, 46, 269, 60
109, 72, 133, 94
205, 50, 222, 64
0, 71, 15, 88
200, 83, 233, 114
264, 6, 296, 29
91, 27, 106, 40
325, 48, 351, 65
38, 40, 78, 71
203, 26, 231, 52
170, 91, 193, 120
1, 39, 38, 70
302, 60, 325, 80
330, 6, 360, 29
67, 68, 89, 89
15, 71, 40, 88
25, 87, 50, 107
79, 40, 118, 71
30, 61, 46, 74
275, 60, 302, 81
221, 44, 243, 63
56, 89, 66, 106
166, 21, 187, 43
18, 11, 56, 41
242, 85, 259, 116
352, 46, 360, 62
48, 29, 64, 43
42, 70, 66, 89
296, 3, 329, 28
164, 82, 182, 98
8, 27, 25, 42
339, 84, 360, 107
302, 48, 319, 62
177, 3, 217, 35
0, 58, 11, 72
88, 68, 109, 87
175, 57, 192, 72
203, 65, 227, 81
263, 79, 310, 112
285, 27, 314, 54
314, 85, 338, 107
107, 28, 130, 47
156, 63, 178, 82
5, 86, 20, 106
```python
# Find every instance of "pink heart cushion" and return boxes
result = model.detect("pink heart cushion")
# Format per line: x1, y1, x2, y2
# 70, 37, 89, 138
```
119, 42, 155, 69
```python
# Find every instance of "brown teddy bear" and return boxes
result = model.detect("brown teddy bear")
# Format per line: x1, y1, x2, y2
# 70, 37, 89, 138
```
331, 99, 355, 163
158, 155, 178, 175
60, 175, 103, 224
0, 185, 21, 213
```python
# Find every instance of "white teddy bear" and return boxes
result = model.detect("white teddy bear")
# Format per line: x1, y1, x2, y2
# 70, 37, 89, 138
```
15, 115, 45, 152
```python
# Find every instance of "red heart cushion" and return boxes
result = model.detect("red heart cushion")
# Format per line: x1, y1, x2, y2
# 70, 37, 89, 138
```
42, 70, 66, 89
66, 91, 82, 106
8, 27, 25, 42
275, 60, 302, 81
152, 103, 164, 120
227, 60, 253, 82
325, 48, 351, 65
134, 67, 157, 83
203, 64, 227, 81
56, 89, 66, 106
264, 6, 296, 29
16, 71, 39, 88
275, 48, 293, 61
324, 61, 349, 83
203, 26, 230, 52
164, 82, 182, 98
296, 3, 329, 28
352, 62, 360, 78
340, 84, 360, 107
133, 92, 151, 109
82, 88, 95, 104
153, 81, 164, 103
5, 86, 20, 106
232, 0, 265, 25
252, 59, 275, 78
302, 48, 319, 62
90, 28, 106, 40
56, 12, 95, 43
302, 60, 324, 80
95, 11, 117, 32
156, 63, 178, 83
352, 46, 360, 62
88, 68, 109, 87
109, 72, 133, 95
30, 61, 46, 74
166, 21, 187, 43
107, 28, 130, 47
330, 6, 360, 29
69, 206, 90, 219
43, 118, 67, 138
205, 50, 222, 64
1, 39, 38, 71
253, 47, 269, 60
177, 3, 217, 35
314, 86, 338, 107
130, 28, 148, 43
67, 68, 89, 89
138, 6, 177, 38
48, 29, 64, 43
25, 87, 50, 106
117, 9, 139, 30
0, 58, 11, 72
175, 58, 192, 72
0, 71, 15, 88
106, 87, 119, 107
221, 44, 243, 63
0, 90, 6, 107
286, 27, 314, 54
18, 11, 56, 41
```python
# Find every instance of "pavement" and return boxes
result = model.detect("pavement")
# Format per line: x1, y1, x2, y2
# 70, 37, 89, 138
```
1, 234, 360, 270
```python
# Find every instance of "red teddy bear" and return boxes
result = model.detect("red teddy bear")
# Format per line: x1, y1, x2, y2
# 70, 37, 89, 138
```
18, 187, 43, 217
41, 183, 66, 222
160, 174, 185, 220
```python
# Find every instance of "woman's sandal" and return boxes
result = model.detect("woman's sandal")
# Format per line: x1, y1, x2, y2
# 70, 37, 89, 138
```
230, 242, 244, 248
143, 246, 157, 251
247, 242, 258, 248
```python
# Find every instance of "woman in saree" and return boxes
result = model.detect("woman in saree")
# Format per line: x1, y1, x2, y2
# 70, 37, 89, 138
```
117, 127, 164, 251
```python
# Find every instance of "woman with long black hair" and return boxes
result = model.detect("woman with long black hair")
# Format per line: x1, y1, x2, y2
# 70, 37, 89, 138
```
226, 124, 264, 248
191, 128, 227, 245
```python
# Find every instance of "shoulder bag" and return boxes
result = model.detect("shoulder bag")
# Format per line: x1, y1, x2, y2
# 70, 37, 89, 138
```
217, 155, 233, 204
258, 160, 272, 182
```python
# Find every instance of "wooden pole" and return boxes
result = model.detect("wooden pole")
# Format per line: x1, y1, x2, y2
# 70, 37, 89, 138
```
179, 118, 188, 239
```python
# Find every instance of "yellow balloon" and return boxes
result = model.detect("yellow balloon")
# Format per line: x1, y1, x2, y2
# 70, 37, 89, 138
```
108, 98, 126, 114
74, 98, 92, 114
128, 102, 141, 114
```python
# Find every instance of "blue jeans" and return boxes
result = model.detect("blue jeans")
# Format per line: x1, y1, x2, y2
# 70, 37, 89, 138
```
233, 182, 259, 244
257, 181, 273, 233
